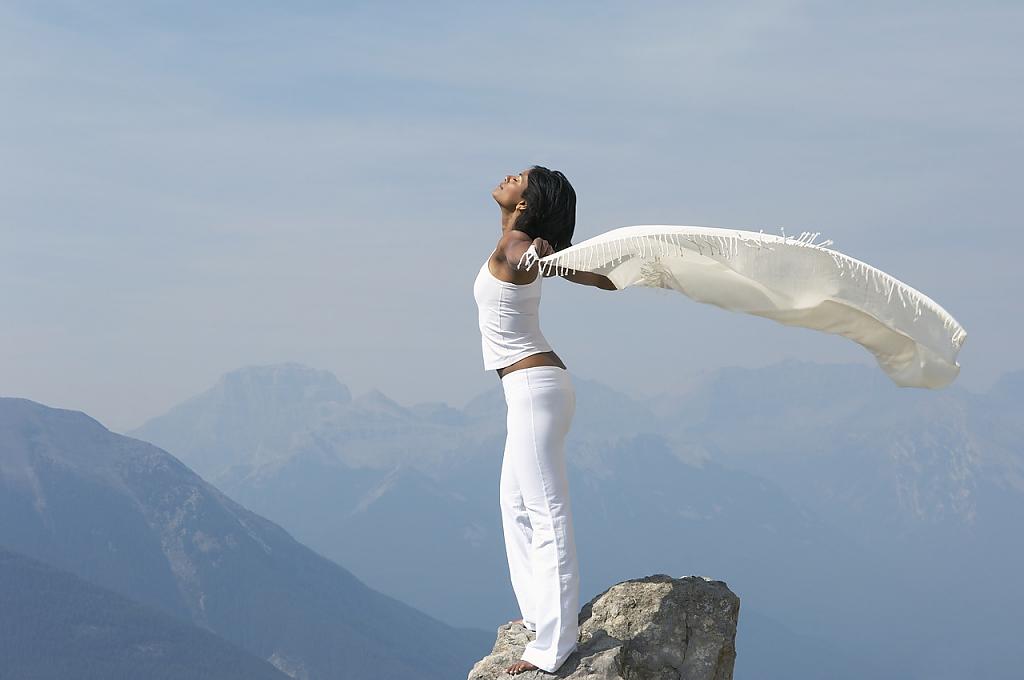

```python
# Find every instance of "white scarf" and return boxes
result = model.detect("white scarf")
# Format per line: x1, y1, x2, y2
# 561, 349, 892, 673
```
518, 225, 966, 389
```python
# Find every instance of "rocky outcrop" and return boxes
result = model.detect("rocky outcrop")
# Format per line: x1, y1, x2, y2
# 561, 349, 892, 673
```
468, 574, 740, 679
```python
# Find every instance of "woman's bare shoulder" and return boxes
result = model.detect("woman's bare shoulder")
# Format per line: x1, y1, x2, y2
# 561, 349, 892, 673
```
497, 229, 532, 247
495, 230, 533, 263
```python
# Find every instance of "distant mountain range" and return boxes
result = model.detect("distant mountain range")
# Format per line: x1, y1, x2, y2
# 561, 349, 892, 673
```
0, 397, 492, 680
0, 544, 290, 680
129, 360, 1024, 680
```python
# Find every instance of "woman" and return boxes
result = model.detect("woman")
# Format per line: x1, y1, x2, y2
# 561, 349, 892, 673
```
473, 165, 615, 675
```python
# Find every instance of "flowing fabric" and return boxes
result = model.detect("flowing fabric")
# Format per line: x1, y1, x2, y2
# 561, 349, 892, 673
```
516, 225, 967, 389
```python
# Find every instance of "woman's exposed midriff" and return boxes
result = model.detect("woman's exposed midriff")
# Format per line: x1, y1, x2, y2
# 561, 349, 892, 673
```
496, 350, 567, 380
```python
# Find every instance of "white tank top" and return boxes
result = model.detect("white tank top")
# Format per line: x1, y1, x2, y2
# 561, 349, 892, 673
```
473, 249, 553, 370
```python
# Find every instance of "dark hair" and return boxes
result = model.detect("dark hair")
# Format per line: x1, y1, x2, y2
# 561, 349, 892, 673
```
514, 165, 576, 252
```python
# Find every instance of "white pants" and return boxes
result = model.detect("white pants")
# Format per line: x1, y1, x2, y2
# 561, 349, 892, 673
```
499, 365, 579, 673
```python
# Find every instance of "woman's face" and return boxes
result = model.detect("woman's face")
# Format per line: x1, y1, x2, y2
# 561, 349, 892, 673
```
492, 168, 530, 212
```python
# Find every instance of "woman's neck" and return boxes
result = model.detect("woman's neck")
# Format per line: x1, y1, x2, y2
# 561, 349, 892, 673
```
500, 208, 522, 235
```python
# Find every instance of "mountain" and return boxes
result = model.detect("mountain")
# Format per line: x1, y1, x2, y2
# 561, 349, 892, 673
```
640, 359, 1024, 608
0, 544, 290, 680
127, 363, 354, 483
641, 359, 1022, 538
0, 397, 492, 680
129, 360, 1024, 679
133, 363, 481, 484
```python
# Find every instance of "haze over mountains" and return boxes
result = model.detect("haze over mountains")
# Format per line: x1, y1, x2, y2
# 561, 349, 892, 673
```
0, 396, 490, 680
3, 359, 1019, 679
129, 360, 1024, 680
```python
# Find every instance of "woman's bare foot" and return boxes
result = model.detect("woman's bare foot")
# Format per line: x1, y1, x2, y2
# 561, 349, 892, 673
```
505, 659, 540, 675
507, 618, 537, 632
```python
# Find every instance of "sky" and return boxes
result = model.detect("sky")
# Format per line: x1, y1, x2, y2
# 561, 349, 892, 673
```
2, 1, 1021, 433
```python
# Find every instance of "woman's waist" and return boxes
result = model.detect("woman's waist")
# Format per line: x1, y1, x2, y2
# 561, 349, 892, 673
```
499, 352, 570, 383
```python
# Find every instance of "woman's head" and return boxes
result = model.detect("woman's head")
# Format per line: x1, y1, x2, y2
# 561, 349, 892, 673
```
492, 165, 576, 251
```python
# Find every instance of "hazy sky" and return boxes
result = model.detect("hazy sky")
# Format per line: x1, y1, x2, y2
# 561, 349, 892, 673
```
3, 1, 1020, 432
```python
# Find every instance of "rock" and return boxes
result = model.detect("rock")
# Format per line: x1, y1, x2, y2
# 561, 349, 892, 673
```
468, 574, 739, 679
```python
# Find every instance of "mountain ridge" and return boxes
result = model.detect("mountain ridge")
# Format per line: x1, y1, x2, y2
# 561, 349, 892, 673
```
0, 396, 491, 680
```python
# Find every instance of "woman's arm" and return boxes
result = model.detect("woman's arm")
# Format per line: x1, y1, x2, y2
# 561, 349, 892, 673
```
526, 236, 617, 290
506, 234, 617, 289
556, 268, 617, 290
